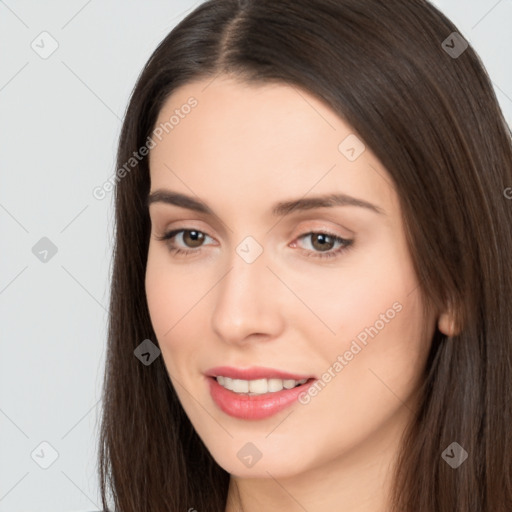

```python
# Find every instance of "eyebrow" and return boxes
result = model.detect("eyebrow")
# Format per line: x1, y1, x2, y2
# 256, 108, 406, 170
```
147, 189, 385, 216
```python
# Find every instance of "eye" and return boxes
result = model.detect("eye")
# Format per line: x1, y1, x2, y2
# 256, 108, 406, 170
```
293, 231, 354, 259
155, 228, 354, 260
154, 228, 214, 257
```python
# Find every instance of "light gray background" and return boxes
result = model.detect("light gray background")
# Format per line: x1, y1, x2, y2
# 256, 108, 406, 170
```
0, 1, 510, 511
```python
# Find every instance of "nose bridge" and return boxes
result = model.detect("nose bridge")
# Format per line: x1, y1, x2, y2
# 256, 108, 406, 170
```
211, 237, 282, 343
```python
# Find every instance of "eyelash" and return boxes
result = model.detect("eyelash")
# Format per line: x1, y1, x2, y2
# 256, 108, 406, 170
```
155, 228, 354, 260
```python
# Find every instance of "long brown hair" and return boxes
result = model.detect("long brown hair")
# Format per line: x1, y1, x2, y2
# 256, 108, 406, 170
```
98, 1, 512, 510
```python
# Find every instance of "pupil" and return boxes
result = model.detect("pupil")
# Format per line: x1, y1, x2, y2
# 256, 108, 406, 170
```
314, 233, 333, 251
186, 230, 204, 247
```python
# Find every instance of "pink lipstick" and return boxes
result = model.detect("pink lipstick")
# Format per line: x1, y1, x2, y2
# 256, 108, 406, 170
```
205, 366, 316, 420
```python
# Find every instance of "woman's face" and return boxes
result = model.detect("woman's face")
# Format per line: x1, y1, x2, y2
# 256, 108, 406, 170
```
145, 75, 437, 479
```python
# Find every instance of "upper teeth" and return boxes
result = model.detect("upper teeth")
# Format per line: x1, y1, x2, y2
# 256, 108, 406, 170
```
216, 376, 308, 395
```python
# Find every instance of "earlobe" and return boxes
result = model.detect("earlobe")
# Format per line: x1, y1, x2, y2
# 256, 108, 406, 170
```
437, 310, 460, 337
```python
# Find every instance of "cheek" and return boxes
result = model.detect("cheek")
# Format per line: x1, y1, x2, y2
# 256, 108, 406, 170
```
312, 274, 430, 425
145, 246, 205, 336
144, 248, 197, 364
145, 249, 172, 336
145, 245, 225, 391
291, 236, 431, 436
288, 289, 430, 471
283, 235, 418, 358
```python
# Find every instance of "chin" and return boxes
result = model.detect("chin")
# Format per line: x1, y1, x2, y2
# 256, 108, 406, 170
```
202, 433, 323, 479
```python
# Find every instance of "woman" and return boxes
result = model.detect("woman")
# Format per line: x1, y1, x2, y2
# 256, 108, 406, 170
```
98, 1, 512, 511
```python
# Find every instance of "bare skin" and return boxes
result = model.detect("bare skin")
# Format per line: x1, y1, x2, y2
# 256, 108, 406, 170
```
145, 75, 456, 512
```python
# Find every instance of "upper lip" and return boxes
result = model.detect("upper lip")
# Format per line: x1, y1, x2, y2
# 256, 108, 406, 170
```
205, 366, 314, 381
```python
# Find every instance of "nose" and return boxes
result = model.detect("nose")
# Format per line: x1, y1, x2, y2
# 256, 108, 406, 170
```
210, 245, 285, 346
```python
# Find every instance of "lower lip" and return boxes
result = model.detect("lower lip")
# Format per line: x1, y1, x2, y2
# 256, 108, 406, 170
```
207, 377, 315, 420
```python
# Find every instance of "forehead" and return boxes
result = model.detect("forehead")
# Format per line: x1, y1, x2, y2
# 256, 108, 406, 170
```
153, 76, 344, 133
148, 76, 396, 218
151, 77, 347, 159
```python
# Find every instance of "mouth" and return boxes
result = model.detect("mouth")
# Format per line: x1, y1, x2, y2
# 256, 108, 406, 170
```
211, 375, 312, 396
205, 366, 317, 420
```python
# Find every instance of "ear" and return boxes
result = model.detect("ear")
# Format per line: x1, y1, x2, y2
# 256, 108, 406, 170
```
437, 308, 460, 337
